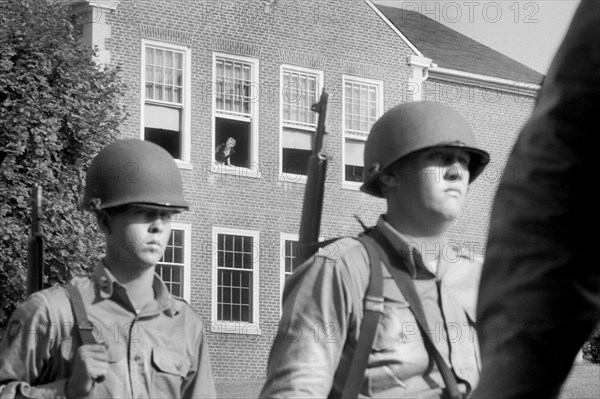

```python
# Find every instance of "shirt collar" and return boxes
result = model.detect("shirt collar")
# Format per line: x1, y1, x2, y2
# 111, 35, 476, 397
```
376, 215, 437, 279
92, 260, 176, 317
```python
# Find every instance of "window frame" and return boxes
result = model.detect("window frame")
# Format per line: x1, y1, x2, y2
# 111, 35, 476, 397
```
279, 64, 324, 183
279, 233, 299, 305
341, 75, 384, 190
278, 232, 325, 316
155, 222, 192, 302
140, 39, 192, 169
211, 226, 261, 335
212, 52, 260, 179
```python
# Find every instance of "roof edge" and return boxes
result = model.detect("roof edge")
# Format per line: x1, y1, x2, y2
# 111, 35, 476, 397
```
364, 0, 422, 57
62, 0, 120, 9
429, 67, 541, 98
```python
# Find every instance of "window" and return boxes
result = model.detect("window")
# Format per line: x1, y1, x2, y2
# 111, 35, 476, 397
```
279, 233, 327, 315
342, 76, 383, 187
279, 233, 300, 316
155, 223, 191, 302
141, 40, 191, 165
280, 66, 323, 179
280, 234, 299, 297
212, 227, 260, 334
213, 54, 259, 174
283, 238, 299, 277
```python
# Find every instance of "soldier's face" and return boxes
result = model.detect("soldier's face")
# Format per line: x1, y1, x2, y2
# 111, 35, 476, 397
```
105, 205, 175, 269
386, 147, 471, 223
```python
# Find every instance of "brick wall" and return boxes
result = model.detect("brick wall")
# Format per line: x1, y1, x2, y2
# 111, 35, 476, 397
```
100, 0, 537, 379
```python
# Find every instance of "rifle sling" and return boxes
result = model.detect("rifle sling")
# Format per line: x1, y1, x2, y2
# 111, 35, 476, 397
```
338, 234, 384, 398
339, 230, 463, 399
63, 283, 97, 345
369, 228, 463, 399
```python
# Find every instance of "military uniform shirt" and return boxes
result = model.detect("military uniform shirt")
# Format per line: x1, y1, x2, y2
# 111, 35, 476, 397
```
260, 216, 481, 398
0, 261, 216, 399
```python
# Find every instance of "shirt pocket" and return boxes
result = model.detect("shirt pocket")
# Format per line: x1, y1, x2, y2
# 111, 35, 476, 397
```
372, 288, 420, 351
151, 347, 190, 379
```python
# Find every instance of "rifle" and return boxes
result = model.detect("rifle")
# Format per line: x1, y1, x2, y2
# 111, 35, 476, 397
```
27, 183, 44, 295
296, 88, 329, 267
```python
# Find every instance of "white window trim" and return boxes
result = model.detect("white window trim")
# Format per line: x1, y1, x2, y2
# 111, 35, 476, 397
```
279, 64, 324, 184
278, 233, 326, 317
279, 232, 299, 313
211, 226, 261, 335
341, 75, 383, 190
212, 52, 260, 179
140, 39, 192, 169
169, 222, 192, 302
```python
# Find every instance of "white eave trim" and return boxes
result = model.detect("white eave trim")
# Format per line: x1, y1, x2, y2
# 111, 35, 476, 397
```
364, 0, 423, 57
63, 0, 120, 9
429, 66, 542, 98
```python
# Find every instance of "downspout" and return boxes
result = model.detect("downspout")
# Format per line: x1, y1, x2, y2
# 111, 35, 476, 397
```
406, 55, 437, 102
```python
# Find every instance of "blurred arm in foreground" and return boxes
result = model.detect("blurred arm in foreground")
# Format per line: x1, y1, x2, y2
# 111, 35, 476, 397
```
470, 1, 600, 398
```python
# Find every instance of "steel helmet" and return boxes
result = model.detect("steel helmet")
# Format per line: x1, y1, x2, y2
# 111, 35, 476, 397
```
83, 139, 189, 211
361, 102, 490, 197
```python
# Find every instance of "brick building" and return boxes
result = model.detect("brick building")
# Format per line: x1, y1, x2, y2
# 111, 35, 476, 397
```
70, 0, 543, 379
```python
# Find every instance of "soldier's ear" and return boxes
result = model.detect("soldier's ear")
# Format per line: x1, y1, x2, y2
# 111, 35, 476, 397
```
379, 171, 399, 194
96, 211, 112, 235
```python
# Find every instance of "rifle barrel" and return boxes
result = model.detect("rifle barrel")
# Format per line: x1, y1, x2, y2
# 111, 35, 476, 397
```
27, 184, 43, 295
296, 89, 329, 267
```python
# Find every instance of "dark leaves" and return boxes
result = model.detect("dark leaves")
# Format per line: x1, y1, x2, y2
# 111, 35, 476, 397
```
0, 0, 127, 330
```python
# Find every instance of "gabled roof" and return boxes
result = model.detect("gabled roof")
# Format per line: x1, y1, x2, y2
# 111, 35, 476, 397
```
374, 3, 544, 85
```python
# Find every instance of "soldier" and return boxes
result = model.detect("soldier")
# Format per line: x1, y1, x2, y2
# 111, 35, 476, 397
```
260, 102, 490, 398
0, 139, 216, 398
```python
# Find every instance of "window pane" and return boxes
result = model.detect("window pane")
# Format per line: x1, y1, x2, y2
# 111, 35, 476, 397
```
144, 104, 182, 159
145, 45, 184, 105
215, 117, 251, 168
284, 239, 298, 275
345, 139, 365, 182
146, 47, 154, 64
344, 81, 379, 134
282, 70, 318, 126
165, 50, 173, 68
282, 128, 312, 176
173, 246, 182, 264
174, 230, 183, 247
215, 58, 252, 115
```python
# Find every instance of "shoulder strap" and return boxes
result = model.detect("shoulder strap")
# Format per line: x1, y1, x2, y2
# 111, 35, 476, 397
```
369, 229, 463, 399
63, 283, 97, 345
337, 234, 384, 399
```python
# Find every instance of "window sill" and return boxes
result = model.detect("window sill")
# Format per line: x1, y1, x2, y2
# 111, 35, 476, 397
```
211, 164, 260, 179
342, 181, 363, 191
209, 321, 262, 335
175, 160, 193, 170
278, 173, 307, 184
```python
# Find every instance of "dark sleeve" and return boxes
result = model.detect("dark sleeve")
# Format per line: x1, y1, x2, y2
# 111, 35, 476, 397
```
471, 1, 600, 398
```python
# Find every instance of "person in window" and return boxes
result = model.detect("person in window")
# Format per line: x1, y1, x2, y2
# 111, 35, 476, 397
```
215, 137, 236, 166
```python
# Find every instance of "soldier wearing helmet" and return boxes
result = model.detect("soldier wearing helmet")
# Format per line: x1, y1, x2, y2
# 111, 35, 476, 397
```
261, 102, 489, 398
0, 139, 216, 399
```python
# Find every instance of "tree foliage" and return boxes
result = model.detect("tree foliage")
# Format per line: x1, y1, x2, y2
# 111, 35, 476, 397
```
583, 321, 600, 364
0, 0, 126, 330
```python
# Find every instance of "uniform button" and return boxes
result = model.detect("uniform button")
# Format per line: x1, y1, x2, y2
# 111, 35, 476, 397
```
134, 354, 141, 362
100, 277, 109, 287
